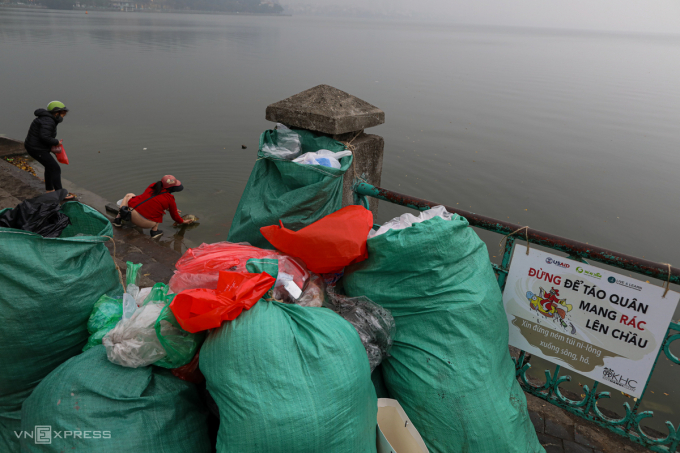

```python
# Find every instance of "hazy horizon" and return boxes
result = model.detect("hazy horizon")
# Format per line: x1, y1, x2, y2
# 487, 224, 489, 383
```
282, 0, 680, 34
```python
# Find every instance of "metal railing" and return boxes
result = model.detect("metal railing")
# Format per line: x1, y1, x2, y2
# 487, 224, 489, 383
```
354, 181, 680, 453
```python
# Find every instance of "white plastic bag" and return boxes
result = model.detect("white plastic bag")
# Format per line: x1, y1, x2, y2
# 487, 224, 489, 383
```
261, 124, 301, 159
135, 287, 153, 307
369, 205, 454, 238
292, 149, 352, 169
103, 303, 166, 368
103, 285, 170, 368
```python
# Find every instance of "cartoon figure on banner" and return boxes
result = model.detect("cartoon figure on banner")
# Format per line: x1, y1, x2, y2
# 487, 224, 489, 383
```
526, 287, 575, 333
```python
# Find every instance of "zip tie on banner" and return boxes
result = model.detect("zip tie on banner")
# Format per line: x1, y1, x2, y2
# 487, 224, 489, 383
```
499, 226, 530, 256
104, 235, 126, 292
661, 263, 672, 298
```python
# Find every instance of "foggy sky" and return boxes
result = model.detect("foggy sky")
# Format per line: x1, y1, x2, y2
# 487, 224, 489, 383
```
284, 0, 680, 33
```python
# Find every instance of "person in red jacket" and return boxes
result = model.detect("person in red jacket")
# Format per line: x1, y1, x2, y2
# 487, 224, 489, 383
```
112, 175, 193, 239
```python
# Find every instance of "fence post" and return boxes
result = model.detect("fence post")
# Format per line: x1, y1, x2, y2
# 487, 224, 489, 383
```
265, 84, 385, 217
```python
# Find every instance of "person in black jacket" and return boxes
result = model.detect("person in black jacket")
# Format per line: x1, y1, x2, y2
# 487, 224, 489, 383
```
24, 101, 75, 200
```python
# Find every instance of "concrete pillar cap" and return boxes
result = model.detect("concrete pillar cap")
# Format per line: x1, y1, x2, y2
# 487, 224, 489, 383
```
265, 84, 385, 135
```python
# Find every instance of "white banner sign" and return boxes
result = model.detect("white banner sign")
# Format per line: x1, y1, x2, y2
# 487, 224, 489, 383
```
502, 246, 679, 397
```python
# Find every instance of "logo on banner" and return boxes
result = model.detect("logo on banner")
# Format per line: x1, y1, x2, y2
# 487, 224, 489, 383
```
576, 267, 602, 279
607, 276, 642, 291
602, 367, 638, 391
545, 257, 570, 268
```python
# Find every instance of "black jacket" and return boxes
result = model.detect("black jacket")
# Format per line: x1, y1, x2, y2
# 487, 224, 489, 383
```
24, 109, 61, 153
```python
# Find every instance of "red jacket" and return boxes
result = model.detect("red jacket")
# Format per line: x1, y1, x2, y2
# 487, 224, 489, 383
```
128, 184, 183, 224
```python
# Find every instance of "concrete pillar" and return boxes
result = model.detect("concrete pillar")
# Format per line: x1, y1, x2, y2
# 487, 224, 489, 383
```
265, 84, 385, 217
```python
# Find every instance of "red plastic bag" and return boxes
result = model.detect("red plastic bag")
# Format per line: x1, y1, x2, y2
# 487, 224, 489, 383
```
51, 144, 69, 165
169, 242, 309, 294
170, 271, 276, 333
172, 351, 204, 384
260, 205, 373, 274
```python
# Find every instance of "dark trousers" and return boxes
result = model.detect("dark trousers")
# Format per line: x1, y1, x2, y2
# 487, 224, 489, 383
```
25, 148, 62, 191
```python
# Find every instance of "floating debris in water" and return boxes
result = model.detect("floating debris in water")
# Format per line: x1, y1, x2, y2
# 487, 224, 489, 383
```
242, 145, 247, 149
174, 214, 199, 226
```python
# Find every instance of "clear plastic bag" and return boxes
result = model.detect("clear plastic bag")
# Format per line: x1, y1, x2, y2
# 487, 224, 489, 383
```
125, 261, 143, 300
324, 286, 395, 371
103, 303, 167, 368
292, 149, 352, 169
84, 261, 149, 352
369, 205, 454, 238
293, 273, 325, 308
103, 282, 169, 368
261, 124, 302, 160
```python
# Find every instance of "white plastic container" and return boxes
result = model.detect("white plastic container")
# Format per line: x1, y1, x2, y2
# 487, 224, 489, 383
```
377, 398, 429, 453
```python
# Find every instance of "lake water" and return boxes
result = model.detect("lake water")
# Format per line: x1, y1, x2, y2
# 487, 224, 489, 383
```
1, 8, 679, 433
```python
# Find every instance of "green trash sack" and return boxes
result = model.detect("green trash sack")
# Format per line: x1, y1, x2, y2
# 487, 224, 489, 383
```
227, 126, 352, 249
0, 202, 122, 453
344, 213, 544, 453
200, 300, 377, 453
20, 345, 211, 453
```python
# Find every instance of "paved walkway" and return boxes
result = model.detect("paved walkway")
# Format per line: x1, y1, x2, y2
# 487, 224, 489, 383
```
526, 392, 648, 453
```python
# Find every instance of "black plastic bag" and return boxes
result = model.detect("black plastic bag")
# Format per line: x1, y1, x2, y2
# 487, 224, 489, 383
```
324, 285, 395, 372
0, 189, 71, 238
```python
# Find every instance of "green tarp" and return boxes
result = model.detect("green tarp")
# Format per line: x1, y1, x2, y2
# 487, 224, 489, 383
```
21, 345, 211, 452
227, 127, 351, 249
0, 202, 122, 453
200, 300, 377, 453
344, 215, 544, 453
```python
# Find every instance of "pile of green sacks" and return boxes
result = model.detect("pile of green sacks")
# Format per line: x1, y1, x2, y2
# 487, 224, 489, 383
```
19, 279, 210, 452
3, 120, 544, 453
345, 212, 544, 453
0, 202, 210, 452
0, 203, 121, 452
220, 126, 379, 451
